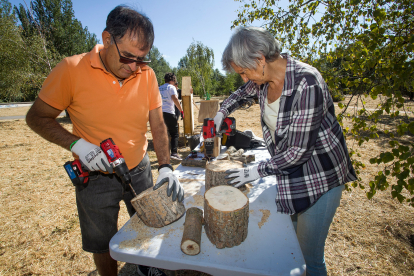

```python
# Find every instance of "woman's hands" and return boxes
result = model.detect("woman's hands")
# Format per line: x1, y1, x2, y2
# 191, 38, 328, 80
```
225, 165, 260, 188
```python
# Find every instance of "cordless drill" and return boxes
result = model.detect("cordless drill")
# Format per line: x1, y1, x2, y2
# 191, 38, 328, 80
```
202, 117, 236, 158
64, 138, 137, 197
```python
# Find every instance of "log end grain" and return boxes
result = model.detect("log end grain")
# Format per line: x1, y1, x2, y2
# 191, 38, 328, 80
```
204, 185, 249, 249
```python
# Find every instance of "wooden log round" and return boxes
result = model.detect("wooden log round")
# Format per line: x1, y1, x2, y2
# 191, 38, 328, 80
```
131, 183, 186, 228
205, 160, 244, 191
204, 185, 249, 249
181, 207, 203, 255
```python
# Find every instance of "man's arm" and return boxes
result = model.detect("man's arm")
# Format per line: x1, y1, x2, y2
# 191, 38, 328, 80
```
171, 95, 182, 112
149, 106, 170, 165
26, 98, 79, 150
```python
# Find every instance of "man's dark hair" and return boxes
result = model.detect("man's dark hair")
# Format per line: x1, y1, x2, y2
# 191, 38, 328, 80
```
104, 5, 154, 50
164, 73, 176, 83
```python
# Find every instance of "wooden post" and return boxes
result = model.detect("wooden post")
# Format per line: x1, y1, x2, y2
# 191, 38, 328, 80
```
181, 207, 203, 255
198, 100, 219, 123
182, 76, 194, 136
205, 160, 244, 190
131, 183, 186, 228
204, 185, 249, 249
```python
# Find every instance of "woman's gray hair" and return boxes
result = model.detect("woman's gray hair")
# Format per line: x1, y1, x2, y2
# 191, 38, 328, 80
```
222, 27, 281, 72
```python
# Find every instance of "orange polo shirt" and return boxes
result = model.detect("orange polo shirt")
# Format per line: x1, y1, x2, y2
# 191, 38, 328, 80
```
39, 44, 162, 169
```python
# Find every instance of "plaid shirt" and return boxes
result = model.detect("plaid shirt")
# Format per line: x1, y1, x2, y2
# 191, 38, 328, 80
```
219, 54, 357, 214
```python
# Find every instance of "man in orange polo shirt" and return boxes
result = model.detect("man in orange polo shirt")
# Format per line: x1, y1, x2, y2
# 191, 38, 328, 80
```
26, 5, 182, 276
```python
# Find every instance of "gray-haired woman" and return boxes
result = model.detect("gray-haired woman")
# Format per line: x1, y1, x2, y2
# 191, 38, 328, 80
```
214, 26, 357, 276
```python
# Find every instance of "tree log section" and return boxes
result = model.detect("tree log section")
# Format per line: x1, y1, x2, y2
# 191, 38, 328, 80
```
204, 185, 249, 249
181, 207, 204, 255
205, 160, 244, 191
131, 183, 186, 228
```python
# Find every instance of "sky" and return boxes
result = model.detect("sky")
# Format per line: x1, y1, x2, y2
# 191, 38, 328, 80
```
9, 0, 254, 73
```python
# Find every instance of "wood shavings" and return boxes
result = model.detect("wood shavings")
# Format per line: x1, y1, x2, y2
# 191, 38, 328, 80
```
258, 209, 270, 229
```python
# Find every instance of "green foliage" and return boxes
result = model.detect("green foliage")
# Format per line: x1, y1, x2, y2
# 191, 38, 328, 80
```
0, 0, 57, 102
148, 46, 172, 86
211, 69, 246, 96
0, 0, 99, 102
233, 0, 414, 206
15, 0, 98, 57
176, 41, 215, 98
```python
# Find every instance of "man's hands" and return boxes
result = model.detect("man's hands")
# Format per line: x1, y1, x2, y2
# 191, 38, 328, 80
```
180, 111, 184, 120
225, 165, 260, 188
213, 112, 224, 133
71, 138, 113, 173
154, 167, 184, 202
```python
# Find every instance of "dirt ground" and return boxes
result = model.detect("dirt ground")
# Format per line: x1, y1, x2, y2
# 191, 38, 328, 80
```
0, 96, 413, 275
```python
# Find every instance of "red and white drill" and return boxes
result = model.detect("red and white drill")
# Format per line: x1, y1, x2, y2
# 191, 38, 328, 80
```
64, 138, 138, 197
202, 117, 236, 159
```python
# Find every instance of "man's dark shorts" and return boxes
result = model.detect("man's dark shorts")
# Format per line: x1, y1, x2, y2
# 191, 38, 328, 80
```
75, 153, 153, 253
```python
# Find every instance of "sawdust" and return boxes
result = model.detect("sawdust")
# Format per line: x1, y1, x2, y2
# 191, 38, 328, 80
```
258, 209, 270, 229
187, 195, 204, 208
119, 215, 153, 251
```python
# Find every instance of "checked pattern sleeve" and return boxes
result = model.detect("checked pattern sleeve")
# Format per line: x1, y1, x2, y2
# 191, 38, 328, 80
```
258, 79, 325, 177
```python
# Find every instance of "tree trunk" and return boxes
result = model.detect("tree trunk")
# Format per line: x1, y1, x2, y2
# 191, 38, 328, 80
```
205, 160, 244, 191
204, 185, 249, 249
131, 183, 186, 228
181, 207, 204, 255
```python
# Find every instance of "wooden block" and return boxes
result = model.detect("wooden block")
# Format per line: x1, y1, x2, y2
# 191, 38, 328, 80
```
182, 95, 194, 135
198, 100, 219, 123
181, 207, 203, 255
205, 160, 244, 191
131, 182, 186, 228
204, 185, 249, 249
182, 76, 192, 96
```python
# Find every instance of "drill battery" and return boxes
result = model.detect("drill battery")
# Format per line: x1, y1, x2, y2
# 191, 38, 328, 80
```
63, 159, 89, 186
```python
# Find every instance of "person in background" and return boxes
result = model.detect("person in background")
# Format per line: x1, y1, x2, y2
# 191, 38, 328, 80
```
159, 73, 184, 161
25, 5, 183, 276
214, 26, 357, 276
174, 80, 182, 119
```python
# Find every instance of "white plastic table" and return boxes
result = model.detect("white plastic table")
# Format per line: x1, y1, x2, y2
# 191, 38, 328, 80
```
110, 147, 306, 276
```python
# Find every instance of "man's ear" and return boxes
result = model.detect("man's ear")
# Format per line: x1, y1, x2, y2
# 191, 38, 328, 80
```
102, 31, 111, 48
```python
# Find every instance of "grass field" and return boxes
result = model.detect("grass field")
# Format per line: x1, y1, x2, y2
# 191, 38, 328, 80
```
1, 96, 413, 275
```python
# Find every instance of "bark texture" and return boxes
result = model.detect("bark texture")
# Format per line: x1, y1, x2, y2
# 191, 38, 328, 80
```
131, 183, 186, 228
205, 160, 244, 191
204, 186, 249, 249
181, 207, 204, 255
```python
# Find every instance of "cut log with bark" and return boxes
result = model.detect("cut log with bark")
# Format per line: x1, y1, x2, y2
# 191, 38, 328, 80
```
131, 183, 186, 228
205, 160, 244, 191
204, 185, 249, 249
182, 157, 207, 168
181, 207, 203, 255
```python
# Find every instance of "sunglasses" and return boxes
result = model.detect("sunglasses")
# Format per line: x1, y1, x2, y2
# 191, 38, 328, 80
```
113, 38, 151, 65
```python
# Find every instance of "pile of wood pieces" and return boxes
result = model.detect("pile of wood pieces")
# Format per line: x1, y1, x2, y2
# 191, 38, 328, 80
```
216, 146, 255, 164
181, 146, 255, 168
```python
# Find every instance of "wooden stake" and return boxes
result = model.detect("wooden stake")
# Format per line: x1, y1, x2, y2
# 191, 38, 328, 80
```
204, 185, 249, 249
205, 160, 244, 191
181, 207, 203, 255
131, 183, 186, 228
198, 100, 219, 123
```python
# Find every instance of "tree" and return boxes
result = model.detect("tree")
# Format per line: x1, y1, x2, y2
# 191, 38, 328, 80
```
177, 41, 215, 98
0, 0, 53, 102
148, 46, 172, 86
233, 0, 414, 206
14, 0, 98, 57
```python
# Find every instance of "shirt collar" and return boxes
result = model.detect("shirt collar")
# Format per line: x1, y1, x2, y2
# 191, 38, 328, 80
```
281, 53, 296, 97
